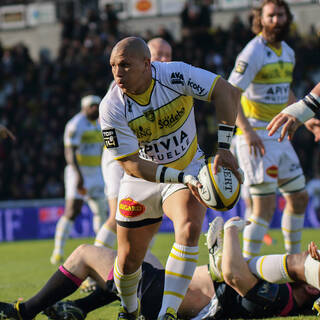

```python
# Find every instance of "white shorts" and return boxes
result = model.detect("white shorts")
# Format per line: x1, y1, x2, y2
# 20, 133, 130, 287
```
101, 148, 124, 199
116, 157, 204, 228
64, 165, 105, 200
236, 133, 303, 190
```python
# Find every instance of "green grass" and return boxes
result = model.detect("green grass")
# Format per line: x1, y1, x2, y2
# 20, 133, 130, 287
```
1, 228, 320, 319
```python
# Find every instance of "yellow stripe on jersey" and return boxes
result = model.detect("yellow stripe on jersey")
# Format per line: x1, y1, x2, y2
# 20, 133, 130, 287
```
76, 154, 101, 166
267, 43, 282, 57
128, 95, 193, 142
253, 62, 293, 84
165, 135, 198, 170
242, 96, 287, 122
126, 79, 155, 106
114, 149, 139, 160
208, 75, 220, 101
80, 130, 103, 144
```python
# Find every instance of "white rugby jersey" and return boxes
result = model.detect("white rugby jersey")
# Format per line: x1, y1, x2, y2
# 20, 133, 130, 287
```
228, 34, 295, 124
100, 61, 219, 170
64, 112, 103, 167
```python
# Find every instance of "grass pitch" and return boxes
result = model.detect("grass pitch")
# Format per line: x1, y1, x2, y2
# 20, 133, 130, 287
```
1, 228, 320, 319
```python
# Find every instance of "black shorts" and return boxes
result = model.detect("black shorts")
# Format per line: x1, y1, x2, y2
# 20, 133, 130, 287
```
211, 280, 300, 319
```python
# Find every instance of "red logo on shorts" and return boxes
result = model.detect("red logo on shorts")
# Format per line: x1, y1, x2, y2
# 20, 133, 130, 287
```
119, 198, 145, 218
266, 165, 278, 178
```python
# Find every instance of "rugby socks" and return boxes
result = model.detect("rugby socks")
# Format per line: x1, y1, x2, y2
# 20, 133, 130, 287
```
73, 286, 119, 314
243, 216, 269, 259
159, 243, 199, 316
18, 266, 82, 319
248, 254, 293, 283
88, 198, 107, 234
113, 257, 141, 313
94, 223, 117, 249
281, 211, 304, 254
52, 216, 73, 257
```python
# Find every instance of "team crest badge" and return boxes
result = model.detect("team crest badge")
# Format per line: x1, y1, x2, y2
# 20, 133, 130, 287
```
143, 108, 155, 122
235, 61, 248, 74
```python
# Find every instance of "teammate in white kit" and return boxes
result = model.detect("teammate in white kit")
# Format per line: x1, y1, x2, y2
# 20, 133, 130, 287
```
50, 95, 107, 265
100, 36, 241, 320
228, 0, 308, 259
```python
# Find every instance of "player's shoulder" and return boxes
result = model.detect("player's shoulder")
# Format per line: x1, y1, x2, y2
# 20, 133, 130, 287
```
281, 41, 295, 58
100, 84, 124, 113
242, 35, 266, 55
66, 112, 84, 127
152, 61, 190, 79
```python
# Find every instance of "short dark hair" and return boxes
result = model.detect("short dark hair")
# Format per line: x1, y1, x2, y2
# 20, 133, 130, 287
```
251, 0, 293, 35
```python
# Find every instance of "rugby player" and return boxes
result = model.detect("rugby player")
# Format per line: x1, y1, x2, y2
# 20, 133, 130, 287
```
50, 95, 107, 265
100, 36, 241, 319
94, 38, 173, 251
1, 216, 320, 320
228, 0, 308, 259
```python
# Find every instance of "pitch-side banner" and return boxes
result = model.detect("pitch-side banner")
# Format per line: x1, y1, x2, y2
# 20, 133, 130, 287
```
160, 0, 186, 15
0, 196, 319, 241
130, 0, 158, 17
0, 5, 26, 30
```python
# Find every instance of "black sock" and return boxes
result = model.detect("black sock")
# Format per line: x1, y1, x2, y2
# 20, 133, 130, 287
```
19, 266, 81, 319
73, 284, 120, 314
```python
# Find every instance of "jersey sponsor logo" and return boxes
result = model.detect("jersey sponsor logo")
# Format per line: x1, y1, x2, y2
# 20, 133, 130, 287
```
235, 60, 248, 74
139, 130, 190, 162
158, 106, 185, 129
187, 78, 207, 96
119, 197, 145, 218
102, 129, 119, 148
266, 165, 278, 178
265, 85, 290, 104
171, 72, 185, 85
222, 168, 233, 192
133, 126, 152, 139
143, 108, 155, 122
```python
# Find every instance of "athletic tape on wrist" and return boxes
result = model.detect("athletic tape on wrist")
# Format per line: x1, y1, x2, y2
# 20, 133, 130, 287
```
304, 93, 320, 115
281, 97, 315, 123
155, 165, 184, 183
304, 254, 320, 290
218, 124, 235, 150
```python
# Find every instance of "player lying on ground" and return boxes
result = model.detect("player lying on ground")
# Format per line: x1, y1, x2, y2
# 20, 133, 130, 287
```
1, 216, 320, 320
267, 82, 320, 141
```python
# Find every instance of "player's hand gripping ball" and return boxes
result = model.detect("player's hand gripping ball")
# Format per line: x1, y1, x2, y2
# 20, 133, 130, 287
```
197, 156, 241, 211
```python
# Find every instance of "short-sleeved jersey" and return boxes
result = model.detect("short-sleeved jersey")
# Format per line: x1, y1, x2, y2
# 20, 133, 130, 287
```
228, 35, 295, 124
100, 61, 219, 170
64, 112, 103, 167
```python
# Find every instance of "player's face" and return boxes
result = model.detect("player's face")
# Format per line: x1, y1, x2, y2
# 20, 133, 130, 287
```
261, 3, 289, 43
85, 103, 99, 120
150, 43, 172, 62
110, 50, 150, 94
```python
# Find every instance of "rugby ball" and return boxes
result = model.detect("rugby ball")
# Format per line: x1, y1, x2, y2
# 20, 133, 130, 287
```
198, 156, 241, 211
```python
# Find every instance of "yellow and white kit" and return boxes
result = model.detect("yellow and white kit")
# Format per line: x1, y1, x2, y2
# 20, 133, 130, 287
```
228, 35, 304, 194
64, 112, 105, 199
100, 61, 219, 226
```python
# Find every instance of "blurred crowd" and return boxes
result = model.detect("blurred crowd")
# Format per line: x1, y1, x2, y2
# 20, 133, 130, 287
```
0, 3, 319, 200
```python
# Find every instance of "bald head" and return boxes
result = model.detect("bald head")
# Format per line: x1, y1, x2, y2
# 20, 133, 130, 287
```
112, 36, 151, 61
147, 37, 172, 62
110, 37, 152, 95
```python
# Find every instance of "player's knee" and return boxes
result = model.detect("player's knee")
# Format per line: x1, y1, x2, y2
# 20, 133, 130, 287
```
286, 251, 308, 281
177, 219, 202, 243
69, 244, 90, 265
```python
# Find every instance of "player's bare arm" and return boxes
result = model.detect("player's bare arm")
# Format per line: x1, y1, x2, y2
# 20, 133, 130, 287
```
0, 125, 16, 141
236, 97, 265, 157
65, 146, 85, 192
267, 83, 320, 141
209, 77, 243, 183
